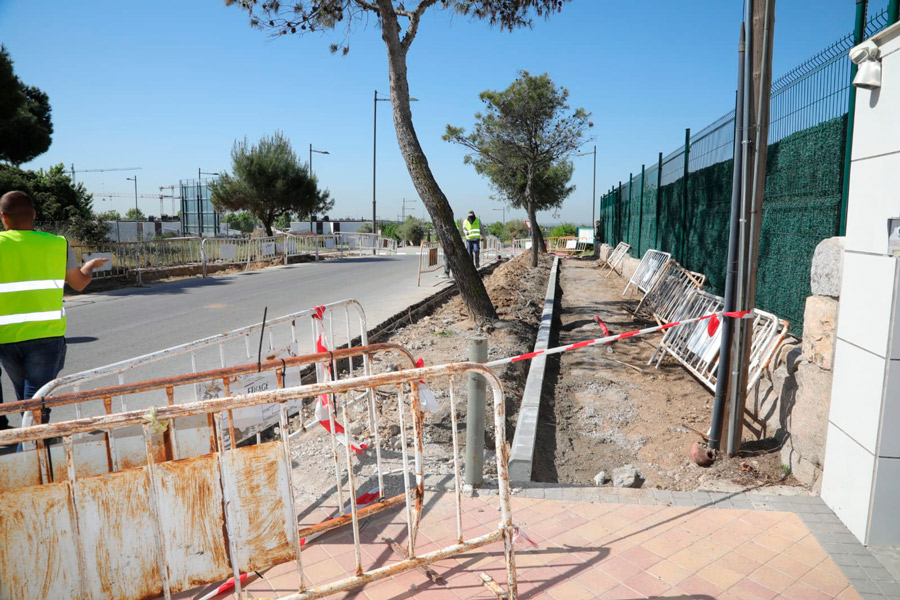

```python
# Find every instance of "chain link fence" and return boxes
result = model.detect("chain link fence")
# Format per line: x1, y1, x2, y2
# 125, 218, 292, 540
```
599, 8, 891, 334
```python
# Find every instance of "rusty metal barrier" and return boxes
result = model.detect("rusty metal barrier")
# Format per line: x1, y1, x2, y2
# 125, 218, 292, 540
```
0, 362, 518, 600
598, 241, 630, 277
24, 300, 372, 440
0, 343, 415, 486
623, 249, 672, 296
650, 289, 789, 393
416, 241, 446, 286
634, 259, 706, 324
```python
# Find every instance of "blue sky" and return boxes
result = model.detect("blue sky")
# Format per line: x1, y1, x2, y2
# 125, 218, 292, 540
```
0, 0, 882, 226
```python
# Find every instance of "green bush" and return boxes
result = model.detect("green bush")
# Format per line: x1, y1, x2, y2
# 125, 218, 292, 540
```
548, 222, 577, 238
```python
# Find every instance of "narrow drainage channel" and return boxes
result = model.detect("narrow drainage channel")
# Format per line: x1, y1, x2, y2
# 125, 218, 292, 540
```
530, 271, 564, 483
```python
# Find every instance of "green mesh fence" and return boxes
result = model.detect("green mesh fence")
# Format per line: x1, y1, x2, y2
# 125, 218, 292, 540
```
599, 9, 889, 335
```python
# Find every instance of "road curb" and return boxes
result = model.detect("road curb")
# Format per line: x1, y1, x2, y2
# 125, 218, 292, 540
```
508, 256, 560, 482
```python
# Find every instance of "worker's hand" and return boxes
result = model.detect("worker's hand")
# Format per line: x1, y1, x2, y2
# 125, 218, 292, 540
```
84, 257, 110, 271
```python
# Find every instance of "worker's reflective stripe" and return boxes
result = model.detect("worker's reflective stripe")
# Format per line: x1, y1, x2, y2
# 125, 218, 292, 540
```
0, 308, 65, 326
0, 279, 65, 294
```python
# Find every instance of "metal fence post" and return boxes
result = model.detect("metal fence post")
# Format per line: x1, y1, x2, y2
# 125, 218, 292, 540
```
465, 337, 487, 486
656, 152, 663, 249
638, 164, 645, 256
315, 235, 320, 262
627, 173, 633, 248
681, 128, 691, 263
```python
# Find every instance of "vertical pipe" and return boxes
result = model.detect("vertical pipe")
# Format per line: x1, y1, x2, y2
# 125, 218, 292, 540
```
627, 173, 633, 248
465, 338, 487, 486
889, 0, 898, 25
656, 152, 663, 249
709, 22, 747, 452
372, 90, 378, 242
681, 128, 691, 263
638, 164, 645, 256
839, 0, 868, 236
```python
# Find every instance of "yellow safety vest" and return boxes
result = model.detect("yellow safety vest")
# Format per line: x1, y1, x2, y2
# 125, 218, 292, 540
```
0, 230, 68, 344
463, 218, 481, 240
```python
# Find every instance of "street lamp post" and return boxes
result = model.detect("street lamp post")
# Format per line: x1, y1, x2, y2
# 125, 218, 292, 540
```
309, 144, 330, 233
493, 206, 506, 225
373, 90, 418, 244
577, 145, 597, 255
198, 169, 220, 237
126, 176, 138, 217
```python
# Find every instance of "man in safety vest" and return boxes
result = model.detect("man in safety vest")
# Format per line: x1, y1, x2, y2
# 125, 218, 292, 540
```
0, 191, 108, 437
463, 210, 481, 268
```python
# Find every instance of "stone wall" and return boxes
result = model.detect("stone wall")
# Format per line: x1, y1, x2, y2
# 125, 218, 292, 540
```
749, 237, 843, 492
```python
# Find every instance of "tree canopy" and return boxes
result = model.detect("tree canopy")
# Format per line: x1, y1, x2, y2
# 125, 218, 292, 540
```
445, 71, 590, 265
209, 131, 333, 236
223, 211, 259, 234
125, 207, 146, 221
0, 46, 53, 165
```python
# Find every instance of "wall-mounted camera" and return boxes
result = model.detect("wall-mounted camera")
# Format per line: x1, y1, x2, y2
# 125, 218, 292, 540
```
849, 40, 882, 90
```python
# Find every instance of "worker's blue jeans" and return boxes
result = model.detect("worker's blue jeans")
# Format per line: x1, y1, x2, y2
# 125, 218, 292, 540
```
466, 239, 480, 267
0, 336, 67, 427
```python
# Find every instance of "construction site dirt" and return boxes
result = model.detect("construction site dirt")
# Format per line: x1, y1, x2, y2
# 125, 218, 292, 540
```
288, 251, 801, 507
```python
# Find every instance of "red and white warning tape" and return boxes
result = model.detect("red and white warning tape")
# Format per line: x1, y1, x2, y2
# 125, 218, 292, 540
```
484, 309, 751, 368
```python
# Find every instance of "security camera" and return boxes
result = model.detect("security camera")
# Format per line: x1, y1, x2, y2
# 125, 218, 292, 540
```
850, 40, 882, 90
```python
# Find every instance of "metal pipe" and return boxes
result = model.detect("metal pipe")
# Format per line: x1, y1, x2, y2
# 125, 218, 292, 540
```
465, 337, 487, 486
709, 21, 747, 452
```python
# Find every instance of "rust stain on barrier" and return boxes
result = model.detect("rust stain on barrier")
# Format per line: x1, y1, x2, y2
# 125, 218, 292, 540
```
0, 482, 78, 599
224, 442, 295, 573
75, 469, 161, 600
155, 455, 231, 592
296, 493, 406, 540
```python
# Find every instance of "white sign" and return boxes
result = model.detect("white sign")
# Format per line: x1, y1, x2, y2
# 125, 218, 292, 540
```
219, 244, 237, 260
82, 252, 112, 271
262, 242, 276, 256
577, 227, 594, 242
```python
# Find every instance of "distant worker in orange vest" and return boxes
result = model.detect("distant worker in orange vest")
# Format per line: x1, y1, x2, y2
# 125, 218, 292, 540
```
463, 210, 481, 268
0, 191, 108, 444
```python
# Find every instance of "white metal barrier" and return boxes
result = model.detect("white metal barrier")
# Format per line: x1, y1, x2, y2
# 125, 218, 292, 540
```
0, 362, 518, 600
650, 289, 789, 393
623, 249, 672, 296
598, 241, 631, 277
23, 301, 371, 442
72, 238, 203, 279
416, 242, 446, 286
634, 259, 706, 324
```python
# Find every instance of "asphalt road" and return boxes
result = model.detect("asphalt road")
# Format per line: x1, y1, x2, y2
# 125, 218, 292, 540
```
1, 254, 452, 423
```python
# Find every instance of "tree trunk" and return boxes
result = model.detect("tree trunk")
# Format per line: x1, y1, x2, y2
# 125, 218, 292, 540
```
378, 2, 496, 321
526, 203, 545, 268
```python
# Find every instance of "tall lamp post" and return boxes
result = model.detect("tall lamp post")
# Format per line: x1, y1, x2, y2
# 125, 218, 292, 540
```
309, 144, 330, 233
126, 176, 138, 217
373, 90, 418, 241
198, 169, 220, 237
493, 206, 506, 225
577, 145, 597, 254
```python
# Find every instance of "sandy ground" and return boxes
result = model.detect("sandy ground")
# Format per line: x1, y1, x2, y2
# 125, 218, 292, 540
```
533, 258, 796, 492
284, 252, 798, 512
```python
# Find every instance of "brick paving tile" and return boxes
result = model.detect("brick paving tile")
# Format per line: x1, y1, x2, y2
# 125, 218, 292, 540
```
716, 549, 765, 576
641, 526, 700, 557
734, 540, 780, 564
708, 525, 753, 549
545, 579, 596, 600
646, 558, 692, 587
766, 553, 816, 580
728, 517, 768, 539
570, 563, 619, 594
683, 513, 727, 537
727, 578, 780, 600
622, 571, 673, 597
783, 580, 840, 600
835, 587, 864, 600
675, 574, 726, 597
697, 561, 745, 590
670, 540, 731, 572
748, 564, 799, 594
598, 583, 643, 599
618, 545, 664, 570
359, 578, 417, 600
598, 555, 645, 583
801, 567, 858, 597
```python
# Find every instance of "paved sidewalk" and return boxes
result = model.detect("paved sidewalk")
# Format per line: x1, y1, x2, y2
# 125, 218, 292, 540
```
179, 486, 899, 600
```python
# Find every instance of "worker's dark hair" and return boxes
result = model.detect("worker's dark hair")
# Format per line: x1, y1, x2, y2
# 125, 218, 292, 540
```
0, 190, 35, 225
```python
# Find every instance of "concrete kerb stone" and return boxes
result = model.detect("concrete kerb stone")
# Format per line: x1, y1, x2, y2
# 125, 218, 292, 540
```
508, 256, 560, 482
